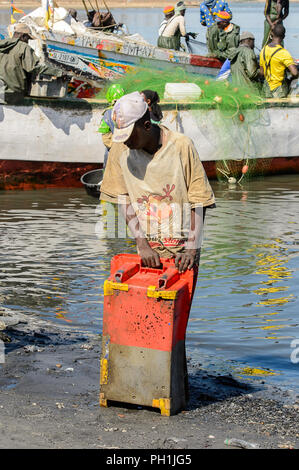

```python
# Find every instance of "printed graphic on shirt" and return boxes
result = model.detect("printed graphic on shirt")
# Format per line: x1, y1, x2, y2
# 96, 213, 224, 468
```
135, 184, 177, 238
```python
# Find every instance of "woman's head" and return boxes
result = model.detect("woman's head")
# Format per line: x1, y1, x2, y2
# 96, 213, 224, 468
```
141, 90, 163, 123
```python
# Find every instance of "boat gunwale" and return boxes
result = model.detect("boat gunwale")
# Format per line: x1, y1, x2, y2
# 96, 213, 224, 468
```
8, 95, 299, 111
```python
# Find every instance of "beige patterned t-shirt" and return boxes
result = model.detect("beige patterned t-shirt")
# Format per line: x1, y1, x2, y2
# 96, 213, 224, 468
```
100, 126, 215, 255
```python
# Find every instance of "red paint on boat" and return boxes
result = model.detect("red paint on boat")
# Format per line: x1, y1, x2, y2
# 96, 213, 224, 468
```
0, 160, 102, 191
189, 55, 222, 69
0, 157, 299, 191
266, 156, 299, 175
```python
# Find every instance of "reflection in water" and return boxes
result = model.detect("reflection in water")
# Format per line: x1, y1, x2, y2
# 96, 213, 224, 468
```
0, 175, 299, 392
248, 243, 295, 346
187, 176, 299, 390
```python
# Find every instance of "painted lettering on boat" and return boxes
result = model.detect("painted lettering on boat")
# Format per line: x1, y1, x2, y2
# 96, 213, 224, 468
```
122, 42, 153, 58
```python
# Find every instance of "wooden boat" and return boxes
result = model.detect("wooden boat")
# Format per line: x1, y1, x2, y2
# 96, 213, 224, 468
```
10, 6, 222, 98
1, 96, 299, 190
44, 31, 222, 90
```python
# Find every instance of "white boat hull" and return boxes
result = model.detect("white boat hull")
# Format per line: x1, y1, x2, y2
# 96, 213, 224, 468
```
1, 97, 299, 189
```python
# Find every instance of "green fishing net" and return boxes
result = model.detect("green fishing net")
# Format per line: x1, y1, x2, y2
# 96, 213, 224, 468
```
96, 67, 262, 108
96, 68, 272, 182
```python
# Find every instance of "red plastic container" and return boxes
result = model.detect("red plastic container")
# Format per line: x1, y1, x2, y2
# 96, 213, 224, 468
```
100, 254, 197, 416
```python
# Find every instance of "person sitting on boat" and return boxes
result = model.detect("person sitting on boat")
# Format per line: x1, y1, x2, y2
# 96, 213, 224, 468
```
199, 0, 232, 52
68, 9, 78, 22
92, 10, 117, 32
157, 1, 188, 51
83, 10, 96, 27
102, 11, 117, 31
98, 83, 125, 168
230, 31, 261, 92
0, 23, 64, 105
207, 10, 240, 61
260, 23, 298, 98
140, 90, 163, 125
262, 0, 289, 47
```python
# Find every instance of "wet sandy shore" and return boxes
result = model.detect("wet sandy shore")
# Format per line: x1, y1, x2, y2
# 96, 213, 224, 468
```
0, 306, 298, 449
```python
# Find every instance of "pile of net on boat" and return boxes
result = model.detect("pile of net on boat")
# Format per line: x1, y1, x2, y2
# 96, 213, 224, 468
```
7, 6, 149, 58
97, 67, 276, 182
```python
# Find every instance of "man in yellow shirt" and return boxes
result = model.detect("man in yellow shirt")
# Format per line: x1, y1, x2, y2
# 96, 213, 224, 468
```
260, 23, 298, 98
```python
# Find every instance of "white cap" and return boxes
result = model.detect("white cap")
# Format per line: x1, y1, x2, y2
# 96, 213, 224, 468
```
14, 23, 35, 39
240, 31, 255, 41
175, 1, 186, 12
112, 91, 148, 143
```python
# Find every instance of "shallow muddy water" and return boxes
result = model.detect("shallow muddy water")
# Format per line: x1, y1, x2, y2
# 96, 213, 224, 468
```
1, 175, 298, 392
0, 1, 299, 394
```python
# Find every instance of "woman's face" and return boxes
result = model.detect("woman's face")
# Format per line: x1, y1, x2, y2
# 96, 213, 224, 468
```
140, 93, 152, 110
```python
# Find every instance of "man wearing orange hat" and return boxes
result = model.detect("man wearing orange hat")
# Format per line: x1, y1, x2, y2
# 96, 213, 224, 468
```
158, 5, 175, 37
207, 10, 240, 61
200, 0, 232, 29
157, 3, 188, 51
200, 0, 232, 55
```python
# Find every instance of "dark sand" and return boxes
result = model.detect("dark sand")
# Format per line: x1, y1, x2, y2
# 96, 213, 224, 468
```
0, 306, 298, 449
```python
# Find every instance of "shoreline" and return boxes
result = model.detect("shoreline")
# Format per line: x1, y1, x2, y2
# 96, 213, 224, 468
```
1, 306, 298, 449
0, 0, 296, 10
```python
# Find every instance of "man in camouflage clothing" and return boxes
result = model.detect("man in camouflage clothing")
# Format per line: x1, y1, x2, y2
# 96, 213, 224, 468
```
0, 23, 63, 104
230, 31, 261, 91
207, 10, 240, 61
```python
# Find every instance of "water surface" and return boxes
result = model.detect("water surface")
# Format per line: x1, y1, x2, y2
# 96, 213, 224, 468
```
1, 175, 298, 392
0, 2, 298, 393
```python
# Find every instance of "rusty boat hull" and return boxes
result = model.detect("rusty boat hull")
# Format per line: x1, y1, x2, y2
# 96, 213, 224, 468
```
2, 158, 299, 191
1, 96, 299, 190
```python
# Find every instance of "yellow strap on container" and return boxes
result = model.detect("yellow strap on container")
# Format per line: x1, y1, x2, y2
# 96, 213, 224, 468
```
99, 392, 108, 407
100, 358, 109, 384
152, 398, 171, 417
104, 280, 129, 296
147, 285, 177, 300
